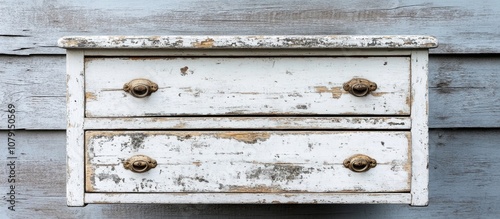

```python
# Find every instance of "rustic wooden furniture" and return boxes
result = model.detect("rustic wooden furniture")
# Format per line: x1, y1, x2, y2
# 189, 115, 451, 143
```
59, 35, 437, 206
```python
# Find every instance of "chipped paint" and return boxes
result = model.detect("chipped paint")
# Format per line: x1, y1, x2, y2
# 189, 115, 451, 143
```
245, 164, 313, 182
370, 92, 391, 97
84, 116, 412, 129
227, 185, 286, 193
314, 86, 343, 99
180, 66, 189, 75
96, 173, 123, 184
58, 36, 438, 49
173, 122, 187, 129
65, 36, 431, 205
192, 38, 215, 48
405, 132, 413, 186
216, 132, 271, 144
85, 56, 411, 116
86, 131, 411, 193
85, 156, 95, 192
85, 92, 97, 101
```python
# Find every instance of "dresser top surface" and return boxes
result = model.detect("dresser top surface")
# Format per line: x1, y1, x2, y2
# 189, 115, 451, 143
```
58, 35, 437, 50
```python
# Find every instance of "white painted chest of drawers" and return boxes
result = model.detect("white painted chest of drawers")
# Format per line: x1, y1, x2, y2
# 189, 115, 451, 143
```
58, 35, 437, 206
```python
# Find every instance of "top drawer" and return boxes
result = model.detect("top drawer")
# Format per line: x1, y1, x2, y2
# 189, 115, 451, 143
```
85, 56, 410, 117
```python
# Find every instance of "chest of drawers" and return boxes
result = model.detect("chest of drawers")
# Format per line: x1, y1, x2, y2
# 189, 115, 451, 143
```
59, 35, 437, 206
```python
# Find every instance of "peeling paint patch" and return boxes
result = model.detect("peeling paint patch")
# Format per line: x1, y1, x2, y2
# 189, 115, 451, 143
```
192, 38, 215, 48
271, 165, 311, 182
314, 86, 343, 99
245, 164, 313, 183
227, 185, 284, 193
176, 134, 192, 141
96, 173, 123, 184
180, 66, 189, 75
59, 36, 438, 49
296, 104, 308, 110
370, 91, 391, 97
86, 131, 411, 193
216, 132, 270, 144
85, 92, 97, 101
129, 133, 146, 150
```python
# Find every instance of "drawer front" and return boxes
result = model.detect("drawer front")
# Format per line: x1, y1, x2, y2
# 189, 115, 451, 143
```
85, 57, 410, 117
85, 131, 410, 193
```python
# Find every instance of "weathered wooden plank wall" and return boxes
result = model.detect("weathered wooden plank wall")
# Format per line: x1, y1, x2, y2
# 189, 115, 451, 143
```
1, 0, 500, 54
1, 0, 499, 218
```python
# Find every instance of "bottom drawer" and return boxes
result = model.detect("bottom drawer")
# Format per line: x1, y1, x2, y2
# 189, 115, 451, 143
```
85, 131, 410, 193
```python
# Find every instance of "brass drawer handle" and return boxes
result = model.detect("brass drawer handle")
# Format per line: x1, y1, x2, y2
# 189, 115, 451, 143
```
123, 155, 157, 173
343, 78, 377, 97
343, 154, 377, 172
123, 78, 158, 98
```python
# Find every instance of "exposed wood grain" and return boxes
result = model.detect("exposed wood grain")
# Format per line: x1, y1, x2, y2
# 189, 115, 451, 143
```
1, 55, 498, 129
1, 129, 499, 218
410, 50, 430, 206
1, 0, 500, 55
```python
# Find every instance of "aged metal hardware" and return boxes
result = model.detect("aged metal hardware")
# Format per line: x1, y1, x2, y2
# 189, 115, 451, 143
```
123, 78, 158, 98
343, 154, 377, 172
123, 155, 157, 173
343, 78, 377, 97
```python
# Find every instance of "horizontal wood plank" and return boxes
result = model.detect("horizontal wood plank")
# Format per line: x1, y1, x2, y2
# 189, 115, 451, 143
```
1, 129, 499, 218
1, 1, 500, 55
1, 55, 499, 129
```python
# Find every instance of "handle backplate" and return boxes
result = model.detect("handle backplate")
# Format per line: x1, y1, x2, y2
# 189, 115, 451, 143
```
343, 154, 377, 173
123, 78, 158, 98
123, 155, 157, 173
343, 78, 377, 97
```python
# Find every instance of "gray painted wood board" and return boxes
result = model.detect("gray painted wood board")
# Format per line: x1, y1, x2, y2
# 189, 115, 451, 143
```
1, 0, 500, 55
1, 129, 499, 218
1, 55, 499, 129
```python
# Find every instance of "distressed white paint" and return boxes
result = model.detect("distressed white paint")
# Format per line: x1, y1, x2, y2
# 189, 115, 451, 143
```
410, 50, 430, 206
66, 50, 85, 206
86, 131, 410, 193
61, 35, 432, 206
84, 117, 411, 130
58, 35, 437, 49
85, 57, 411, 117
85, 193, 412, 204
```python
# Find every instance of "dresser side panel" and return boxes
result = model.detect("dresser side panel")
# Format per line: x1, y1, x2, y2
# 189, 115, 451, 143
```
66, 50, 86, 206
410, 50, 430, 206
